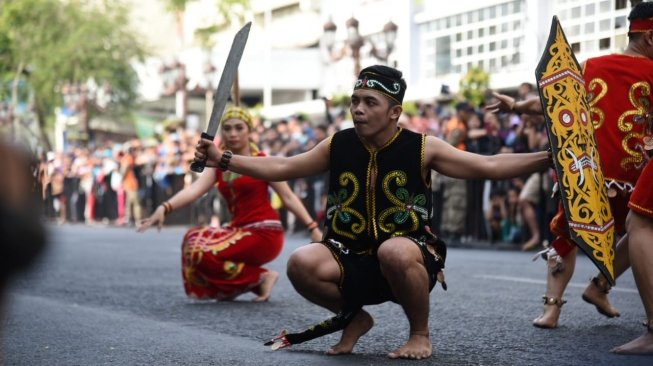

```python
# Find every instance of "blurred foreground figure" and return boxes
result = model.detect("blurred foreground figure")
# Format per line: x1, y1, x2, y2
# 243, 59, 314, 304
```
0, 140, 47, 352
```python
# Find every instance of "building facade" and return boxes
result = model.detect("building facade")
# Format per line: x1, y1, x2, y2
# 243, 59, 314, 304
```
130, 0, 644, 126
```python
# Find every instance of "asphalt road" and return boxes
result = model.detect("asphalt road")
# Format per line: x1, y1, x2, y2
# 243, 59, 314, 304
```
2, 224, 651, 366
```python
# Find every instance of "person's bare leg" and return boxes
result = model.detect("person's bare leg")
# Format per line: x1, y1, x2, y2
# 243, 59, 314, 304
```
582, 234, 629, 317
286, 243, 373, 355
378, 238, 432, 360
521, 201, 541, 251
533, 247, 577, 328
252, 270, 279, 302
612, 212, 653, 355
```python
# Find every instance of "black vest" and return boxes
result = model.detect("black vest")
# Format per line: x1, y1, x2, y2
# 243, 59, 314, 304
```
325, 127, 432, 252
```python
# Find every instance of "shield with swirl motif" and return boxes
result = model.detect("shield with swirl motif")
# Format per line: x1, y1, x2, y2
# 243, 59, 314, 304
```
535, 16, 615, 284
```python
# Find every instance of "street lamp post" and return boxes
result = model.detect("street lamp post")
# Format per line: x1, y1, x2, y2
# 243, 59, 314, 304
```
322, 17, 398, 76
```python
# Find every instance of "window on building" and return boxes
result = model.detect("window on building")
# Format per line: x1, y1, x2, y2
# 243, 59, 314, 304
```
572, 6, 581, 18
455, 65, 462, 73
583, 40, 596, 52
446, 17, 451, 28
585, 22, 595, 33
615, 16, 627, 29
585, 3, 595, 16
456, 33, 462, 41
479, 9, 485, 21
479, 28, 485, 37
455, 14, 462, 26
479, 60, 485, 70
468, 30, 474, 39
501, 39, 508, 49
501, 3, 509, 16
467, 13, 473, 23
435, 36, 452, 76
501, 55, 509, 67
600, 19, 610, 31
490, 25, 497, 35
467, 46, 473, 55
569, 25, 580, 37
571, 42, 581, 53
559, 9, 568, 21
490, 58, 496, 71
599, 37, 611, 50
490, 42, 496, 51
600, 1, 610, 12
490, 6, 496, 18
512, 52, 520, 64
479, 44, 484, 53
501, 23, 508, 33
514, 20, 521, 30
513, 37, 521, 48
514, 0, 521, 13
456, 48, 462, 57
615, 0, 627, 10
615, 34, 627, 50
467, 62, 473, 71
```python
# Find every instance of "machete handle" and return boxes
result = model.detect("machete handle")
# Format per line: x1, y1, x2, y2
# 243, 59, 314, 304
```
190, 132, 215, 173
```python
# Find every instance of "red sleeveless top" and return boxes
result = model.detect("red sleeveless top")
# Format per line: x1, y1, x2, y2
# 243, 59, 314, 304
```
215, 152, 280, 226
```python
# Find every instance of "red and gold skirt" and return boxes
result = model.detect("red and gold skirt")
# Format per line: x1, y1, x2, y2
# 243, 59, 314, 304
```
181, 220, 284, 300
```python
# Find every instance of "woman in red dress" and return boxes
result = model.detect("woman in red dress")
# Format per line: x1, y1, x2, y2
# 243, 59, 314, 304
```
138, 106, 322, 301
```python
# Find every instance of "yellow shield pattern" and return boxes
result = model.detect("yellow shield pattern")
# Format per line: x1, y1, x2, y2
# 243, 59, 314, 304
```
535, 17, 615, 284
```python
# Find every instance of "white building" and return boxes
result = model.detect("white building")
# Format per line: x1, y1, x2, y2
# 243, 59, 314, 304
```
130, 0, 643, 125
411, 0, 635, 100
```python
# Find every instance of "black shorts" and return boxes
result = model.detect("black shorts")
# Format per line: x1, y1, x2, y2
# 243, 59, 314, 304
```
321, 237, 444, 306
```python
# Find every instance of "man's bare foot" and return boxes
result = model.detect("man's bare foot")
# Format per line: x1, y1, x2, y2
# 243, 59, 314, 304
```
252, 271, 279, 302
326, 310, 374, 355
533, 304, 562, 329
387, 332, 432, 360
611, 332, 653, 355
581, 278, 620, 318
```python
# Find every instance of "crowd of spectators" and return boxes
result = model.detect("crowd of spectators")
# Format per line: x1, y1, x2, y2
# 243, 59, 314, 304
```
41, 82, 555, 249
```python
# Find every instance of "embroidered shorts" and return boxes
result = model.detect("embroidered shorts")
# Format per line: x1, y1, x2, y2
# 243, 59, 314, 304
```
322, 237, 443, 306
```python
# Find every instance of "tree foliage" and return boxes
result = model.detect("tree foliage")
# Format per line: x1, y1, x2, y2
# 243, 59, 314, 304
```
162, 0, 250, 49
0, 0, 147, 146
459, 67, 490, 108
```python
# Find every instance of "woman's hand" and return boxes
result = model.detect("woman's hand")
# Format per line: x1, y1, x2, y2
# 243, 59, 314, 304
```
310, 228, 323, 242
136, 205, 166, 232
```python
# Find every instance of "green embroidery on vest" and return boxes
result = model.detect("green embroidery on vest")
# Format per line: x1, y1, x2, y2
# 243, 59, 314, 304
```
379, 170, 429, 235
326, 172, 366, 239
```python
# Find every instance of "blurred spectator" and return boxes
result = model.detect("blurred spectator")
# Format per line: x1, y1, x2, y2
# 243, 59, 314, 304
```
486, 188, 507, 243
440, 101, 472, 240
120, 142, 142, 226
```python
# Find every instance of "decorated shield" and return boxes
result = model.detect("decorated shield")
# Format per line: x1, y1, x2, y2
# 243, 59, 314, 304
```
535, 17, 615, 284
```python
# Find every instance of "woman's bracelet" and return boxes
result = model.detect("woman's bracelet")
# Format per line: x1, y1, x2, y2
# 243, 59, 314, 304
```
161, 201, 173, 215
306, 221, 319, 232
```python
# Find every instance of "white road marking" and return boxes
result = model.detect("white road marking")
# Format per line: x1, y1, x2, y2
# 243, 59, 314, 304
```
474, 274, 639, 293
